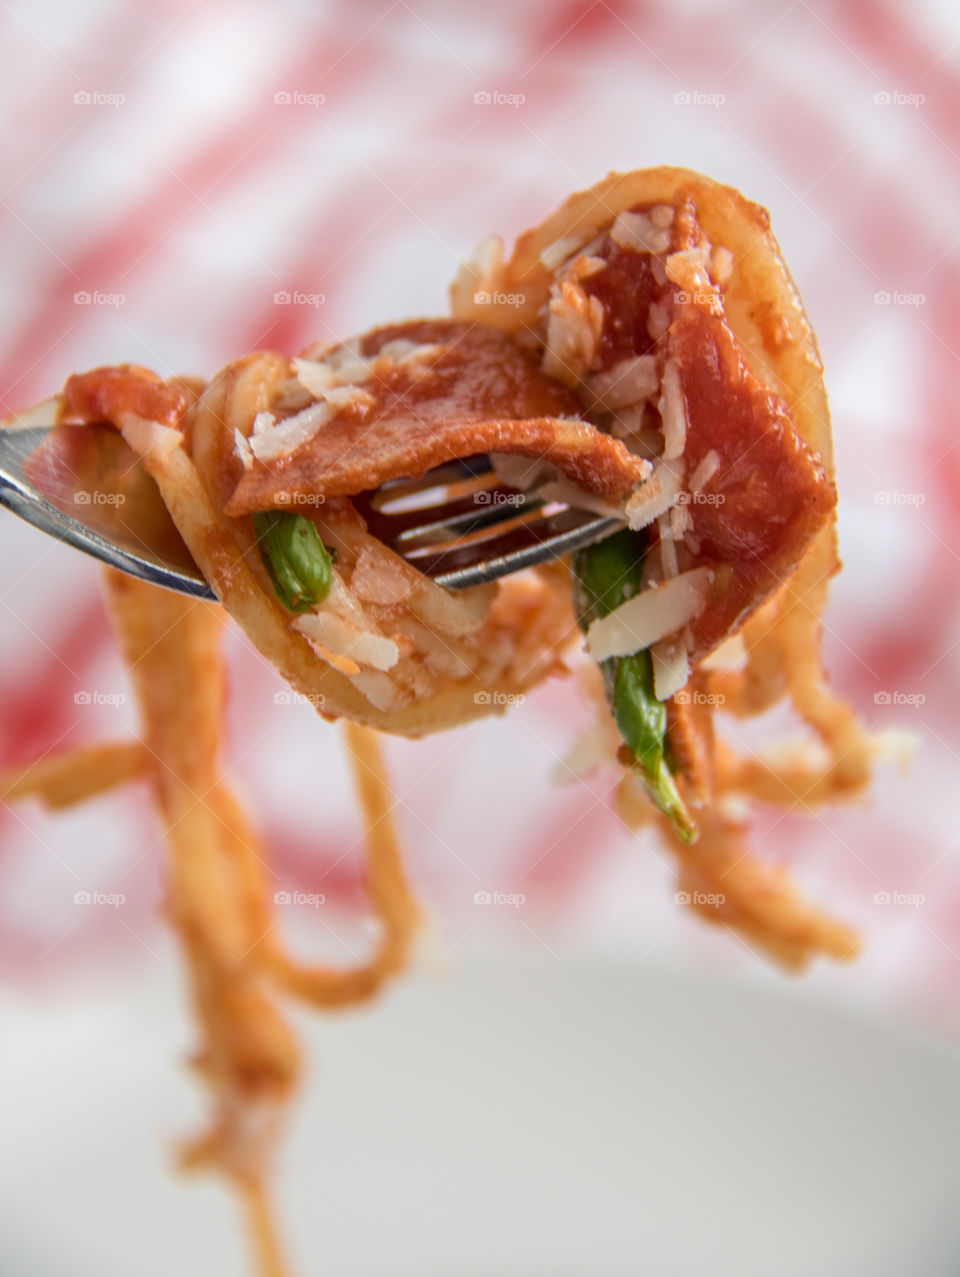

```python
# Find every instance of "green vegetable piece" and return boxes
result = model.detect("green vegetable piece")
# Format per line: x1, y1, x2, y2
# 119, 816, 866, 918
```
574, 528, 698, 844
254, 510, 333, 613
573, 524, 644, 624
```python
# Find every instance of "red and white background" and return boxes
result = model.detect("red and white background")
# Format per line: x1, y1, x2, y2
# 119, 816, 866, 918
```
2, 0, 959, 1016
1, 4, 960, 1269
1, 2, 960, 1266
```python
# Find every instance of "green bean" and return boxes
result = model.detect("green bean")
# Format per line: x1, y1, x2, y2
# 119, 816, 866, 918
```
254, 510, 334, 613
574, 528, 697, 844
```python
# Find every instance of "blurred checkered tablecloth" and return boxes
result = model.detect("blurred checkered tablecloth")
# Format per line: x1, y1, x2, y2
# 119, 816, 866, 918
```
1, 0, 959, 1025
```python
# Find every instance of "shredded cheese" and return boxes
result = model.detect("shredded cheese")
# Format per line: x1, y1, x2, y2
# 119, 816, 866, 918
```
624, 458, 684, 530
585, 567, 713, 662
250, 402, 334, 462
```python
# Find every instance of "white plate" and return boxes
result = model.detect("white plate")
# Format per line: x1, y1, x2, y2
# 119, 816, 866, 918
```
2, 955, 959, 1276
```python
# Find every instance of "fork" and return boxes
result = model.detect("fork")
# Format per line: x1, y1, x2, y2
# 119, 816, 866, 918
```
0, 426, 622, 597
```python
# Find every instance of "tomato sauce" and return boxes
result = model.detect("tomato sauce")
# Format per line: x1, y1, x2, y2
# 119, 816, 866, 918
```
582, 207, 836, 657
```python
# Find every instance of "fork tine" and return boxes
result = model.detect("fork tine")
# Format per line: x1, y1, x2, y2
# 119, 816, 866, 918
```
394, 491, 544, 546
402, 498, 552, 554
352, 453, 623, 588
0, 427, 618, 597
408, 506, 622, 588
368, 458, 495, 510
358, 482, 535, 540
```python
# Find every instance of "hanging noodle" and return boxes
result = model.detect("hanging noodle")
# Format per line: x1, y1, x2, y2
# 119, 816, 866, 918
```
2, 566, 420, 1271
0, 166, 899, 1272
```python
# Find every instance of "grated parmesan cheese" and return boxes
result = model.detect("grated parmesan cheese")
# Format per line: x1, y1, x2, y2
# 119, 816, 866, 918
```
657, 358, 688, 461
585, 567, 713, 662
610, 210, 672, 256
624, 458, 684, 530
651, 636, 690, 702
689, 449, 721, 492
250, 401, 333, 462
587, 355, 659, 411
293, 611, 399, 672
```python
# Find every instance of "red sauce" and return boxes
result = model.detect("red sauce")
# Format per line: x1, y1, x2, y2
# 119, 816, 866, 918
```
227, 320, 650, 513
63, 364, 187, 430
582, 207, 836, 658
670, 305, 836, 654
581, 242, 662, 366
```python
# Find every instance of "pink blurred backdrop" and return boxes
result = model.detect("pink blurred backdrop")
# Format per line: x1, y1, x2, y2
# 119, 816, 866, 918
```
0, 0, 959, 1028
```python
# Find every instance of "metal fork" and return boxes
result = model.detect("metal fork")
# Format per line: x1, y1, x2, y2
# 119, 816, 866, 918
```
0, 426, 621, 597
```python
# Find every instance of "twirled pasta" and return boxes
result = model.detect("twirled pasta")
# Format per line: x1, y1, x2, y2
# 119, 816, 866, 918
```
0, 168, 896, 1274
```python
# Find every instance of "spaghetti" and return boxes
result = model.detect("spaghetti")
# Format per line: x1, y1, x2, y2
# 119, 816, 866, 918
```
0, 168, 892, 1273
